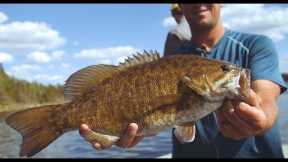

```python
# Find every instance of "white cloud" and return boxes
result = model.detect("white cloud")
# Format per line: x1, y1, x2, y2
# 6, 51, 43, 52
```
99, 59, 111, 64
74, 46, 140, 65
162, 16, 177, 29
7, 64, 64, 84
0, 52, 13, 63
61, 63, 70, 68
0, 12, 8, 24
8, 64, 42, 81
10, 64, 41, 73
26, 50, 65, 63
0, 12, 67, 84
33, 74, 63, 82
0, 21, 65, 53
222, 4, 288, 42
27, 51, 51, 63
51, 50, 65, 60
117, 55, 129, 64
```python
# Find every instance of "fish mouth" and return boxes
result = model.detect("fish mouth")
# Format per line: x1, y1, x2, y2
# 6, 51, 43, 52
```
238, 68, 251, 99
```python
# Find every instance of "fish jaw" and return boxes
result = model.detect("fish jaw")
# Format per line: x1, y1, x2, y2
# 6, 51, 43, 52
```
225, 68, 251, 100
238, 68, 251, 99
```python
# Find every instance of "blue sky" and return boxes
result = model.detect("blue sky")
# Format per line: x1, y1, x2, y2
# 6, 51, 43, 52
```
0, 4, 287, 85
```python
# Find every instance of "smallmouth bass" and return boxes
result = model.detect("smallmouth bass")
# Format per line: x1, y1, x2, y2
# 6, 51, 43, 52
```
6, 51, 250, 157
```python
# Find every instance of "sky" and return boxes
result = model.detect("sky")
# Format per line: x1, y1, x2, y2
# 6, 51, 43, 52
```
0, 4, 287, 85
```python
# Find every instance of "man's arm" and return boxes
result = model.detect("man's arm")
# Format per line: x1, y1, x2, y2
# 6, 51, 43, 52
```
216, 80, 281, 140
163, 32, 183, 56
252, 80, 280, 130
217, 34, 286, 140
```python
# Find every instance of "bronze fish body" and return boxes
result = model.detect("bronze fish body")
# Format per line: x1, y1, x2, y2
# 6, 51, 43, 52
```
5, 51, 250, 157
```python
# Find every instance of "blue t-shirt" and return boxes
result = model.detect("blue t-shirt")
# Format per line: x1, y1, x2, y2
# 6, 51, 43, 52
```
170, 29, 288, 158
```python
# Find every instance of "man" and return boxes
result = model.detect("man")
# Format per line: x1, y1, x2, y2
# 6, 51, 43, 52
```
79, 4, 287, 158
163, 3, 191, 56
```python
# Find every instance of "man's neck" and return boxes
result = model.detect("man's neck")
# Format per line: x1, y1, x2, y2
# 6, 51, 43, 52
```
190, 22, 225, 52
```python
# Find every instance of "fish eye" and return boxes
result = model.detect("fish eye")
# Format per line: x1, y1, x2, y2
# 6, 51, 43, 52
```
221, 64, 230, 72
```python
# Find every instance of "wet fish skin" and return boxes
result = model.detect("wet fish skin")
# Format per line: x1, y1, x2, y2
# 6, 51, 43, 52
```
5, 52, 250, 157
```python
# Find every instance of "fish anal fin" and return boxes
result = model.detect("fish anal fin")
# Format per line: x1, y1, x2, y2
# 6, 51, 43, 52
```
174, 122, 196, 143
82, 129, 119, 149
118, 50, 160, 70
64, 64, 119, 101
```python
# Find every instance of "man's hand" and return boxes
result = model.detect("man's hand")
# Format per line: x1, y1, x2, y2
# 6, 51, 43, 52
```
216, 89, 269, 140
79, 123, 148, 150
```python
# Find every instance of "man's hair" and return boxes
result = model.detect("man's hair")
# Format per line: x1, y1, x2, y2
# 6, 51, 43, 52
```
171, 3, 182, 15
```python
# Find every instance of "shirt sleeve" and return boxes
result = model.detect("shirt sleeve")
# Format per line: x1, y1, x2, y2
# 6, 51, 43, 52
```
163, 32, 183, 57
249, 35, 287, 94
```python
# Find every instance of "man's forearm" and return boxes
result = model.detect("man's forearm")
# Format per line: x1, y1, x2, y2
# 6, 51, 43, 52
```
252, 80, 280, 135
257, 98, 278, 134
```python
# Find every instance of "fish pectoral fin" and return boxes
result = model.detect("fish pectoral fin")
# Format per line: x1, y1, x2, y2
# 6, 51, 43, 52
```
174, 122, 196, 144
82, 129, 119, 149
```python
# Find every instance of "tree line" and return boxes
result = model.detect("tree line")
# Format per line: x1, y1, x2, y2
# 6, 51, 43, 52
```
0, 64, 64, 110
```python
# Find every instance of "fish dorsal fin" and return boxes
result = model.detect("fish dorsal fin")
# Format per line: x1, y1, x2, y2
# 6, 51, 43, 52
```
118, 50, 160, 69
64, 64, 119, 101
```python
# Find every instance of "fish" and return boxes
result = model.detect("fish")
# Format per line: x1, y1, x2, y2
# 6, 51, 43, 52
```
5, 50, 251, 157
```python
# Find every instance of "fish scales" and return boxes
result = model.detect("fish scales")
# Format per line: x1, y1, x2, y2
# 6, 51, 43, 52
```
62, 55, 221, 133
5, 52, 251, 157
67, 57, 179, 133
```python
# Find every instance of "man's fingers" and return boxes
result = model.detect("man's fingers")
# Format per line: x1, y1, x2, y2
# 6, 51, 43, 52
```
237, 102, 263, 122
222, 100, 234, 112
79, 124, 91, 137
217, 100, 252, 140
219, 121, 245, 140
79, 124, 105, 150
216, 100, 234, 123
236, 102, 267, 130
222, 109, 254, 137
244, 89, 260, 107
116, 123, 138, 148
92, 143, 103, 150
215, 109, 226, 124
80, 123, 143, 149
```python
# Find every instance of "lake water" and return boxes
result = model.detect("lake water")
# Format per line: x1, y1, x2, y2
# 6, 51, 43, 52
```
0, 91, 287, 158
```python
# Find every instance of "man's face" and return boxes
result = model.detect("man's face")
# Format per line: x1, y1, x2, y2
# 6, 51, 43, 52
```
180, 4, 222, 31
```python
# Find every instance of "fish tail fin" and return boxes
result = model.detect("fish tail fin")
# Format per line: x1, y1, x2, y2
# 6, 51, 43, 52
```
5, 104, 65, 157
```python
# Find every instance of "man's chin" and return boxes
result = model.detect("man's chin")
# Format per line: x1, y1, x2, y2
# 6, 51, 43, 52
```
192, 23, 214, 32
